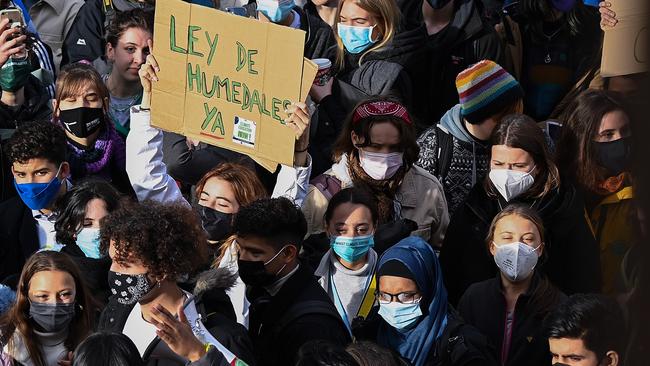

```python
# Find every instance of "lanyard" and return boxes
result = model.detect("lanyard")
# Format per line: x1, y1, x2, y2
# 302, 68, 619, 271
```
329, 263, 376, 336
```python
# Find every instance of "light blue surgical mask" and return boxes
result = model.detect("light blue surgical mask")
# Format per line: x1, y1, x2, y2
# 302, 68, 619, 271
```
76, 227, 102, 259
330, 234, 374, 263
378, 300, 423, 331
257, 0, 295, 23
337, 23, 377, 54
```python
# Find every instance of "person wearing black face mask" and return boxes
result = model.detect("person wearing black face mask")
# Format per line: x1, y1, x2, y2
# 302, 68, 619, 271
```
52, 63, 132, 195
233, 197, 350, 366
0, 251, 94, 366
97, 200, 256, 366
556, 90, 635, 295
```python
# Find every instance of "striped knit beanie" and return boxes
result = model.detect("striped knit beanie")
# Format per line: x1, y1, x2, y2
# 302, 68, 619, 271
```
456, 60, 523, 124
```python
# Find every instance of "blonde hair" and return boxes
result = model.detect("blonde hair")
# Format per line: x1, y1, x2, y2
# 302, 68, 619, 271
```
334, 0, 400, 69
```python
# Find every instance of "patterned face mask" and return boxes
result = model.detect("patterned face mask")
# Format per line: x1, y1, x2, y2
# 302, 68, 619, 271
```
108, 270, 154, 305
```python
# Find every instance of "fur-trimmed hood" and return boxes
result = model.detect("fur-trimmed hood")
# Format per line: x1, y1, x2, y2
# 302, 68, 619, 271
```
192, 266, 238, 299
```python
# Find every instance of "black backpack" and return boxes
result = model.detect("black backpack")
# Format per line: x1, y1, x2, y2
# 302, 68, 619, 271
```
434, 125, 454, 184
431, 312, 498, 366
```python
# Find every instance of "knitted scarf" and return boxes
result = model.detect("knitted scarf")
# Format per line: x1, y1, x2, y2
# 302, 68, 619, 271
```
65, 119, 126, 176
347, 152, 407, 224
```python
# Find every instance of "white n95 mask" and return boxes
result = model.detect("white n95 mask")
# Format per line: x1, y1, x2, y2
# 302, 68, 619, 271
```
494, 242, 540, 282
489, 166, 535, 201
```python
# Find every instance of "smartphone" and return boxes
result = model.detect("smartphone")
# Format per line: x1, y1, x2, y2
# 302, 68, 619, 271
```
225, 6, 249, 17
0, 8, 24, 29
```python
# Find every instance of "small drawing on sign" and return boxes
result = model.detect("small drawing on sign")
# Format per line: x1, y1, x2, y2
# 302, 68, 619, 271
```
232, 116, 256, 148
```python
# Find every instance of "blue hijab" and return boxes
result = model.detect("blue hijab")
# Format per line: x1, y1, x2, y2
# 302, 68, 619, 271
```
377, 236, 449, 366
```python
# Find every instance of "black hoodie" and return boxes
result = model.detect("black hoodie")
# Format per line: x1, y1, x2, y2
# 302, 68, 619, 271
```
440, 183, 602, 305
419, 0, 505, 127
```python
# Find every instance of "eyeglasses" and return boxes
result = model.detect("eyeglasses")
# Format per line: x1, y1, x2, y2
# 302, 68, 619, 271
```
375, 291, 422, 304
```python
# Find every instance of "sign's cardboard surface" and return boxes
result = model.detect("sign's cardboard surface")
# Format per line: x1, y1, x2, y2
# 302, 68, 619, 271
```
601, 0, 649, 77
152, 0, 315, 167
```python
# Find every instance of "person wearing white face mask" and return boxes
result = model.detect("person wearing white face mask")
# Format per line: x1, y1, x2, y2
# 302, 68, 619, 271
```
440, 114, 600, 305
458, 204, 566, 366
278, 96, 449, 260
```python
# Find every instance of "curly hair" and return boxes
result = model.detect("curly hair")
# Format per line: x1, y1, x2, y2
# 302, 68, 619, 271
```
5, 120, 67, 165
99, 200, 208, 280
233, 197, 307, 251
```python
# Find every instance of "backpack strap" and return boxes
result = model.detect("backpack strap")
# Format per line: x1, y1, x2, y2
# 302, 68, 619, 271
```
310, 174, 342, 201
274, 300, 345, 336
435, 125, 453, 182
102, 0, 115, 12
103, 0, 116, 31
355, 274, 377, 320
434, 315, 495, 366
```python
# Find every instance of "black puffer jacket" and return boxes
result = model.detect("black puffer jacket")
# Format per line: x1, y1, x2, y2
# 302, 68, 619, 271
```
440, 183, 601, 305
458, 273, 567, 366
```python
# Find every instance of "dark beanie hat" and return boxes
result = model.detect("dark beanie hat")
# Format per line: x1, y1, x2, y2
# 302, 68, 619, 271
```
377, 259, 415, 281
456, 60, 523, 125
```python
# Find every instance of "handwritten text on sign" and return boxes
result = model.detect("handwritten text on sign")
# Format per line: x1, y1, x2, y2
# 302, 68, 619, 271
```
168, 15, 293, 139
151, 0, 307, 166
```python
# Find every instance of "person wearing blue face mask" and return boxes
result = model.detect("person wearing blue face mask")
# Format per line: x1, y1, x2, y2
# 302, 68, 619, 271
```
354, 236, 496, 366
0, 121, 71, 284
54, 179, 122, 304
0, 19, 52, 203
306, 0, 427, 175
315, 187, 380, 336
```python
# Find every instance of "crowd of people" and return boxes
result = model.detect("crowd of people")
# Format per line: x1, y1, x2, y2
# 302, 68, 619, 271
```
0, 0, 647, 365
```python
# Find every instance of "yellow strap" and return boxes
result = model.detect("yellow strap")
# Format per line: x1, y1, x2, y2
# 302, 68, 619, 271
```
584, 206, 596, 238
357, 274, 377, 319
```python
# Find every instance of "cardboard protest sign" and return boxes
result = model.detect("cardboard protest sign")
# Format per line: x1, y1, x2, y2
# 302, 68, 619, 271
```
152, 0, 311, 167
251, 58, 318, 171
601, 0, 649, 77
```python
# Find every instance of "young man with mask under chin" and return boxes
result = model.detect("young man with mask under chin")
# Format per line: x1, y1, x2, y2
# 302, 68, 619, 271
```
0, 121, 71, 284
233, 197, 350, 365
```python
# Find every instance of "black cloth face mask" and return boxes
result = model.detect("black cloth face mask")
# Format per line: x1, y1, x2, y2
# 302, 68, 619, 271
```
592, 137, 631, 177
59, 106, 105, 138
199, 205, 234, 242
29, 301, 76, 333
237, 246, 288, 287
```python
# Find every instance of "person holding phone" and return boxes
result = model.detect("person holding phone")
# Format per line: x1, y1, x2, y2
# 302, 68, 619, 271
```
0, 15, 51, 128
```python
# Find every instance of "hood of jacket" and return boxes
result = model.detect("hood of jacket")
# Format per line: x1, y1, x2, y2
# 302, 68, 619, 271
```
439, 104, 475, 143
345, 23, 428, 67
427, 0, 486, 50
193, 266, 238, 298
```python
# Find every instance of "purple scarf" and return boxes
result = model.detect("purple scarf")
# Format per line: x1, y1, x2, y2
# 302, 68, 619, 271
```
63, 119, 126, 176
